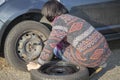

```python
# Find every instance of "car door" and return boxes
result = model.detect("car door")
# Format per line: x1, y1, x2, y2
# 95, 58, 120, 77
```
60, 0, 120, 37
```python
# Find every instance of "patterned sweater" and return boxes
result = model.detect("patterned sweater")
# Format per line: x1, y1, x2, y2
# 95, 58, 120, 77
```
38, 14, 111, 67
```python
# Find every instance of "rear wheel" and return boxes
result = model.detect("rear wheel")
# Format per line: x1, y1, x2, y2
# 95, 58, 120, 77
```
4, 20, 51, 71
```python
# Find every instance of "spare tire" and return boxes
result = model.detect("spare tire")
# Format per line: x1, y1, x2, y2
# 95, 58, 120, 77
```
30, 61, 89, 80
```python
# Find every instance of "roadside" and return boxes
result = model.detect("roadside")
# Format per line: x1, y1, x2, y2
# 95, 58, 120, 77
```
0, 39, 120, 80
91, 40, 120, 80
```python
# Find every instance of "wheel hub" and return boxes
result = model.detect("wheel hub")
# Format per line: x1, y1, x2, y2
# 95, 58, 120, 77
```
26, 40, 40, 53
17, 32, 44, 62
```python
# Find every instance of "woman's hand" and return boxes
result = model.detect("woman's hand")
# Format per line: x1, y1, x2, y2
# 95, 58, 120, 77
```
27, 62, 41, 71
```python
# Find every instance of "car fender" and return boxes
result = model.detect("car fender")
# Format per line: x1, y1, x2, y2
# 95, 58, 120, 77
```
0, 0, 46, 47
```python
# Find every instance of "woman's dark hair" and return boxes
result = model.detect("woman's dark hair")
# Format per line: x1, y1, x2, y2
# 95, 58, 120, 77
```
41, 0, 69, 22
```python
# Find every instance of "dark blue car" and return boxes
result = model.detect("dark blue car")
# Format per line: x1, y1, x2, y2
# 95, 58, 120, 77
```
0, 0, 120, 71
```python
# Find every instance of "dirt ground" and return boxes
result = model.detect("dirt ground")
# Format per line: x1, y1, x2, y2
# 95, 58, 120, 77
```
0, 57, 30, 80
0, 40, 120, 80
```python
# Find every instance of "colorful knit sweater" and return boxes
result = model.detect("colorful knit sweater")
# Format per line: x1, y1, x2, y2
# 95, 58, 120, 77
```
38, 14, 111, 67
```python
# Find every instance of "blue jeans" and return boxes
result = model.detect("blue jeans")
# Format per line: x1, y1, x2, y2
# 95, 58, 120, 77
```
53, 47, 67, 61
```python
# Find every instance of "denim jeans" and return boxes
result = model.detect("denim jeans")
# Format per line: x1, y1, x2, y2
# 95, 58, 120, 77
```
53, 47, 68, 61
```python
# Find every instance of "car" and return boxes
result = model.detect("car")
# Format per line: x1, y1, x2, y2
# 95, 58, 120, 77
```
0, 0, 120, 71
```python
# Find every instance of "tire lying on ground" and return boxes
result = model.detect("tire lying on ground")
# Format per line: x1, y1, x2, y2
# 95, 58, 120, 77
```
30, 61, 89, 80
4, 20, 51, 71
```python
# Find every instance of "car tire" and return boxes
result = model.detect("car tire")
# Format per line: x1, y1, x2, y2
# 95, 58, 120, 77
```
4, 20, 51, 71
30, 61, 89, 80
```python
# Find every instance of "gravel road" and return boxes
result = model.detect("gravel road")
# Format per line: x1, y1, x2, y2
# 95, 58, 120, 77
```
0, 40, 120, 80
0, 57, 30, 80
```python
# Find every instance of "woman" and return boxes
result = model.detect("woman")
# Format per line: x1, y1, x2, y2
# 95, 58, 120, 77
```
27, 0, 111, 72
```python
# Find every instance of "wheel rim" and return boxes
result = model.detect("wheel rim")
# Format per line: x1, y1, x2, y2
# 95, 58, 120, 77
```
17, 30, 47, 62
39, 62, 79, 75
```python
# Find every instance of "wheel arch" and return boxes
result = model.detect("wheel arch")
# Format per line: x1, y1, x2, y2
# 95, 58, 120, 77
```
0, 9, 51, 53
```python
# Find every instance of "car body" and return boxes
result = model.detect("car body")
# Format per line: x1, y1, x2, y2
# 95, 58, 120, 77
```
0, 0, 46, 49
67, 0, 120, 41
0, 0, 120, 70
